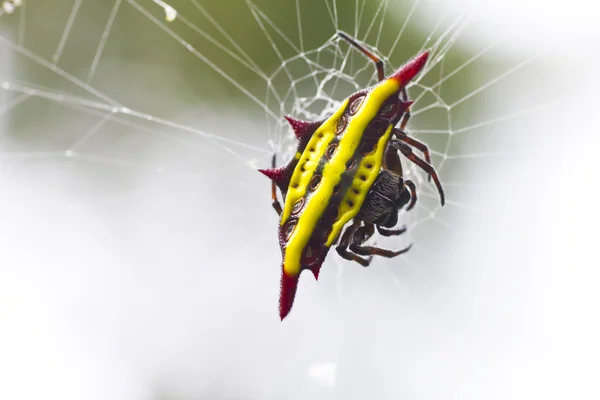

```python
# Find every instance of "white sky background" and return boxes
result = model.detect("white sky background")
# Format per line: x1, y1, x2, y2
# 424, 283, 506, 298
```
1, 0, 599, 399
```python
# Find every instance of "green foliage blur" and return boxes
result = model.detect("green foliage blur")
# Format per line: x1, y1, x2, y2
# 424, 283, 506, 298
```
3, 0, 477, 115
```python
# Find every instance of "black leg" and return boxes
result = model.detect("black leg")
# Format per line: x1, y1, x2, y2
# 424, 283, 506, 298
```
384, 145, 403, 177
350, 223, 412, 258
390, 140, 445, 206
351, 243, 412, 258
394, 129, 432, 165
393, 128, 432, 181
336, 220, 372, 267
399, 88, 411, 130
403, 179, 417, 211
269, 154, 283, 215
338, 31, 385, 82
377, 224, 407, 237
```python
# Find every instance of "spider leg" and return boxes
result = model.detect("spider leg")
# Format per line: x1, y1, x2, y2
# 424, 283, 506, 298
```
393, 129, 432, 165
268, 154, 283, 216
399, 88, 412, 131
403, 179, 417, 211
393, 128, 432, 181
382, 147, 417, 211
384, 142, 403, 176
337, 31, 384, 82
350, 222, 412, 258
377, 224, 407, 237
390, 139, 445, 206
336, 220, 373, 267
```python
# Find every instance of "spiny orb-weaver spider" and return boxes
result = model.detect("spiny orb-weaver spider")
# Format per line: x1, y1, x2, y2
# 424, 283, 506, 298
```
259, 31, 445, 320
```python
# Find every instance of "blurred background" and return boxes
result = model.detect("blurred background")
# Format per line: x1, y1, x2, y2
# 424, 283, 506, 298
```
0, 0, 598, 399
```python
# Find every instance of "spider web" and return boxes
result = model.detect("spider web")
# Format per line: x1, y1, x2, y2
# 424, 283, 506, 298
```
0, 0, 547, 396
0, 0, 544, 316
0, 4, 539, 213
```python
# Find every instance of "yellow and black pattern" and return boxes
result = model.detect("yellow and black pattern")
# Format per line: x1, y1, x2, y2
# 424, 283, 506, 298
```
259, 40, 441, 320
279, 78, 402, 277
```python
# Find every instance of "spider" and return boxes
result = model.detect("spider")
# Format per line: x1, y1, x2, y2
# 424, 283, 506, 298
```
259, 31, 445, 320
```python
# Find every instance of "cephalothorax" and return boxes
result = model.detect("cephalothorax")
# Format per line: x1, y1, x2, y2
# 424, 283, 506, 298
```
259, 32, 445, 320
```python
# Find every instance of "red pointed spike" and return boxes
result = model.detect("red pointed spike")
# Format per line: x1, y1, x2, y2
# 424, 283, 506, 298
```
389, 51, 429, 86
308, 261, 323, 281
284, 115, 320, 141
279, 269, 299, 320
399, 100, 414, 114
258, 166, 287, 186
311, 266, 320, 280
